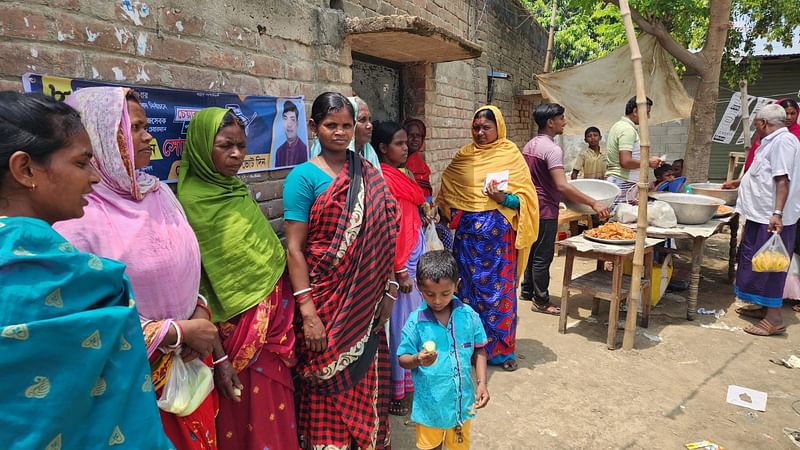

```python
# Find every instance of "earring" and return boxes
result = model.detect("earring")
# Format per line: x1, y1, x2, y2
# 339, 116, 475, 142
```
29, 183, 37, 191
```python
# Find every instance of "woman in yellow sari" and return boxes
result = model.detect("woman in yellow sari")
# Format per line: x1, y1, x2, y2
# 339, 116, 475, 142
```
437, 105, 539, 372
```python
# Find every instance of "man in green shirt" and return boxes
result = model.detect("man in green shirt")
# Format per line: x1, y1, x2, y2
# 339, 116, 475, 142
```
605, 96, 662, 207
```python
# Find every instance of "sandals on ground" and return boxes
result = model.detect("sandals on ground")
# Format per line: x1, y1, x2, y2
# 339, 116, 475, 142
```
743, 319, 786, 336
502, 359, 519, 372
531, 302, 560, 316
735, 306, 767, 319
388, 399, 409, 416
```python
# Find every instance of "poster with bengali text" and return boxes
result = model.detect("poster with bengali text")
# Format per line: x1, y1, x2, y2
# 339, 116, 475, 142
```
22, 73, 307, 182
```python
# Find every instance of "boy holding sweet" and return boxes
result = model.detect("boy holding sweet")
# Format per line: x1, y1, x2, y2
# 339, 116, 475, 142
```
398, 250, 490, 450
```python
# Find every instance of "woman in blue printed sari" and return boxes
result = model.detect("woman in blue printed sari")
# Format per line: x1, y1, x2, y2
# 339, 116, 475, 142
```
437, 106, 539, 372
0, 92, 172, 449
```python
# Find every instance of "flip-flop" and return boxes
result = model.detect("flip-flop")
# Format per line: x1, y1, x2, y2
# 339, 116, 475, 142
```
388, 399, 409, 416
502, 359, 519, 372
531, 302, 560, 316
793, 304, 800, 313
743, 319, 786, 336
735, 306, 767, 319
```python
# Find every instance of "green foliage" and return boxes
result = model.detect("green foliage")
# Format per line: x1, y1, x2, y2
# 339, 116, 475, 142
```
520, 0, 799, 88
520, 0, 626, 70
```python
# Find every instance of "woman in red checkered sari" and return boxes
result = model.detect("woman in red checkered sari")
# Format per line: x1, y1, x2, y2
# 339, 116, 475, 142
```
284, 92, 399, 449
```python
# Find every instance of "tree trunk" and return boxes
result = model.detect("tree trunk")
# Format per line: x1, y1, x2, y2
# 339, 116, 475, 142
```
683, 0, 731, 182
684, 74, 721, 182
604, 0, 732, 183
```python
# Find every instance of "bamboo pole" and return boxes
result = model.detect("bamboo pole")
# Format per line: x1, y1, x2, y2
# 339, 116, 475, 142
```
544, 0, 557, 73
618, 0, 649, 351
739, 80, 751, 149
737, 80, 751, 180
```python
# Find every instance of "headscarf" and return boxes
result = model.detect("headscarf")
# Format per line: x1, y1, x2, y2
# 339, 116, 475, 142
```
380, 162, 426, 271
54, 86, 199, 321
310, 96, 382, 172
402, 118, 433, 197
744, 98, 800, 172
177, 107, 286, 322
437, 105, 540, 279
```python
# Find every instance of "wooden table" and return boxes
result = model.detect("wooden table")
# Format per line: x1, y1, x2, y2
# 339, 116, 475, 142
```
558, 208, 593, 237
633, 215, 737, 320
557, 235, 664, 350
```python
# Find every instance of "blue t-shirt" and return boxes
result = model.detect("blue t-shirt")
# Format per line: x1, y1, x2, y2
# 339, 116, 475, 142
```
397, 296, 488, 428
283, 161, 333, 222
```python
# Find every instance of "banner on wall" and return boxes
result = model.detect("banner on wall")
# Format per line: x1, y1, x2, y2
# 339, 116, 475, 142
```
22, 73, 308, 182
712, 92, 776, 145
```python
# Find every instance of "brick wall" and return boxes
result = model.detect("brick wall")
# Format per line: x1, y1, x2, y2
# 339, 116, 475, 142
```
0, 0, 547, 224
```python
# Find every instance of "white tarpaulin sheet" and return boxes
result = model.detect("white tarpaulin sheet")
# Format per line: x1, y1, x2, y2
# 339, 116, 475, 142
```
535, 34, 694, 135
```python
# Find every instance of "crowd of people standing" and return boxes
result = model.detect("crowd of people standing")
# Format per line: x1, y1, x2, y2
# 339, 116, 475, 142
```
2, 85, 799, 449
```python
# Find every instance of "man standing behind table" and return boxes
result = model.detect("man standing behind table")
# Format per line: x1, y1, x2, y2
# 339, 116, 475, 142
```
605, 96, 662, 206
571, 126, 607, 180
732, 104, 800, 336
520, 103, 611, 315
273, 100, 308, 167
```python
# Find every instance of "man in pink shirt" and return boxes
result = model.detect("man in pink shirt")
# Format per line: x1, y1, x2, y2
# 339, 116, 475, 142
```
521, 103, 610, 315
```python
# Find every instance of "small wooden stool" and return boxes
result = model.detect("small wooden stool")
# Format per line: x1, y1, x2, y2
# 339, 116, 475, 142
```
557, 236, 658, 350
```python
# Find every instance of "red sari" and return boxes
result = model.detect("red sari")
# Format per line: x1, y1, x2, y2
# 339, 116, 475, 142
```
215, 275, 298, 450
296, 152, 398, 449
380, 163, 425, 272
402, 119, 433, 198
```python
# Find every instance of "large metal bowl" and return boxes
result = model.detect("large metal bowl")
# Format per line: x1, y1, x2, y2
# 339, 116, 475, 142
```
563, 179, 620, 215
687, 182, 738, 206
648, 192, 724, 224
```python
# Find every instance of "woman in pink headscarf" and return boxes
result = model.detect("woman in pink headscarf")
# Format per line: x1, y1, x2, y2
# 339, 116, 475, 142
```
55, 87, 239, 450
735, 98, 800, 175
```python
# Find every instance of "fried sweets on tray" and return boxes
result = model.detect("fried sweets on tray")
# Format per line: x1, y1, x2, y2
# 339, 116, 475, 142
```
585, 222, 636, 241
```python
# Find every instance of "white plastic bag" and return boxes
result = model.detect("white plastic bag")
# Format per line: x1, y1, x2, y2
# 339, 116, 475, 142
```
613, 201, 677, 228
648, 200, 678, 228
157, 353, 214, 417
424, 222, 444, 251
614, 203, 638, 223
752, 232, 791, 272
783, 254, 800, 299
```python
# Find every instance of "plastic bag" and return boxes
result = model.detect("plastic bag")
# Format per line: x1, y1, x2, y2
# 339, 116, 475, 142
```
424, 222, 444, 251
614, 201, 677, 228
752, 232, 791, 272
782, 254, 800, 299
648, 200, 678, 228
157, 353, 214, 417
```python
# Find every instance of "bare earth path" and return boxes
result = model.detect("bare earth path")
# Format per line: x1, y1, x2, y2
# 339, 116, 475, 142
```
390, 233, 800, 449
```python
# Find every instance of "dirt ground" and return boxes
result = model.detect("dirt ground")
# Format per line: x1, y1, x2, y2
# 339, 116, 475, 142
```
390, 232, 800, 449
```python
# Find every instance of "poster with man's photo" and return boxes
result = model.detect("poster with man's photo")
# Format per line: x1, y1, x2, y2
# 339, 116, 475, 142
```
271, 99, 309, 168
22, 73, 306, 182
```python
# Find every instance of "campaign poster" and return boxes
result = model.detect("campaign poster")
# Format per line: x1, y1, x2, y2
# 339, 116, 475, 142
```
22, 73, 307, 182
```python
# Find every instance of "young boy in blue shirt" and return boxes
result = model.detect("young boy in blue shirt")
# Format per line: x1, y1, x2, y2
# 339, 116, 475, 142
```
398, 250, 490, 450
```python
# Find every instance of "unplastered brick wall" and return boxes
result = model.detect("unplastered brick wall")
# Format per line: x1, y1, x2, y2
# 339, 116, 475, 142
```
0, 0, 547, 223
343, 0, 547, 193
0, 0, 353, 228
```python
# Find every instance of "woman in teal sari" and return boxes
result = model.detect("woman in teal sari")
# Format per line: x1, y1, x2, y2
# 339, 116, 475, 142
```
0, 92, 172, 449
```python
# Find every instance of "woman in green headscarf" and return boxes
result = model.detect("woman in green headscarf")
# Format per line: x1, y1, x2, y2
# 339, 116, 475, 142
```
177, 108, 298, 450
